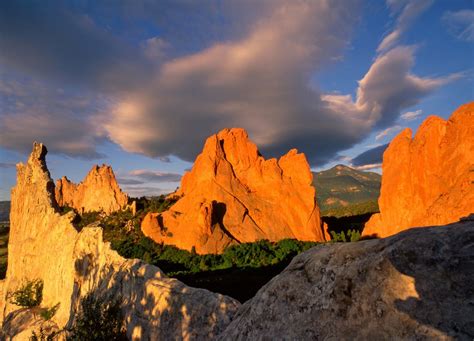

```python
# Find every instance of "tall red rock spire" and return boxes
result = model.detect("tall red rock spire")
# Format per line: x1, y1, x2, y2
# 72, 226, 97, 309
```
363, 102, 474, 237
142, 128, 325, 254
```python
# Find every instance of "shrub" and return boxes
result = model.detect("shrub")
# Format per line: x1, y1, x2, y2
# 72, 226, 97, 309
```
330, 229, 361, 242
8, 279, 43, 307
30, 327, 60, 341
40, 303, 60, 321
67, 294, 127, 341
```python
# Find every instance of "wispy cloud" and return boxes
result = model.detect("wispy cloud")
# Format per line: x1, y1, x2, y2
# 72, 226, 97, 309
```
442, 9, 474, 42
376, 125, 403, 141
129, 169, 182, 183
0, 162, 16, 169
378, 0, 433, 52
400, 109, 422, 121
353, 163, 382, 171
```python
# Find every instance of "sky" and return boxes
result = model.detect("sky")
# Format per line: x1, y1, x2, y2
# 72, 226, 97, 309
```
0, 0, 473, 200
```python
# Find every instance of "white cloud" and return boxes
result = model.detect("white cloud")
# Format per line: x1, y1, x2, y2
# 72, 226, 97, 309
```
378, 0, 433, 52
442, 10, 474, 42
353, 163, 382, 171
400, 109, 422, 121
102, 2, 457, 166
375, 125, 403, 141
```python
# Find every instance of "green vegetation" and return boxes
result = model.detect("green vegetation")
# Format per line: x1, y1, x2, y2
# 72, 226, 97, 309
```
8, 279, 43, 307
322, 200, 379, 218
39, 303, 60, 321
30, 327, 60, 341
313, 165, 381, 217
330, 229, 361, 242
67, 294, 127, 341
112, 234, 319, 275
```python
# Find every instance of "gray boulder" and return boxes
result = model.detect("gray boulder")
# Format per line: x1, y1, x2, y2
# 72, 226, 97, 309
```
219, 216, 474, 340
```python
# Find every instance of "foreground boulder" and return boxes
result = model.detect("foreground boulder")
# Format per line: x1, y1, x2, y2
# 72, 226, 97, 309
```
0, 143, 239, 340
364, 102, 474, 237
220, 216, 474, 340
142, 128, 325, 254
55, 164, 128, 214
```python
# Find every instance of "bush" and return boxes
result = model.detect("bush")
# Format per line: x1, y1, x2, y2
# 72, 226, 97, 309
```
8, 279, 43, 307
330, 229, 361, 242
40, 303, 60, 321
67, 294, 127, 341
30, 327, 60, 341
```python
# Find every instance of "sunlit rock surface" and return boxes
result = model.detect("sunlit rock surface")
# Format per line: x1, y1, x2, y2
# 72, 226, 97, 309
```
55, 164, 128, 214
0, 142, 239, 340
142, 128, 325, 254
364, 102, 474, 237
219, 216, 474, 340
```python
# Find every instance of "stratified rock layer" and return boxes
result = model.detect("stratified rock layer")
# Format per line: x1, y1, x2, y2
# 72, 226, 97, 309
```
55, 165, 128, 214
364, 102, 474, 237
219, 217, 474, 340
141, 128, 324, 254
0, 143, 239, 340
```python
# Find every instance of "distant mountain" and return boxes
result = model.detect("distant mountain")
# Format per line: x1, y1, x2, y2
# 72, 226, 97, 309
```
0, 201, 10, 222
313, 165, 381, 217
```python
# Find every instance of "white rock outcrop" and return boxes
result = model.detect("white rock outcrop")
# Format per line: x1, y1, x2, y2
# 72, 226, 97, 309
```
0, 142, 239, 340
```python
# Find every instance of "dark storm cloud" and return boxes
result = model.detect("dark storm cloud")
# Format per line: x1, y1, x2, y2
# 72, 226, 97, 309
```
0, 1, 148, 91
352, 144, 389, 167
0, 0, 461, 166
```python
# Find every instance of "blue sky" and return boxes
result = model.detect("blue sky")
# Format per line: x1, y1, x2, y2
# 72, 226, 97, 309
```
1, 0, 473, 200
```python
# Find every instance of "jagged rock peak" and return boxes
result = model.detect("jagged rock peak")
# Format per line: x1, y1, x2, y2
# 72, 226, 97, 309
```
363, 102, 474, 237
142, 127, 324, 254
0, 142, 240, 339
55, 163, 128, 214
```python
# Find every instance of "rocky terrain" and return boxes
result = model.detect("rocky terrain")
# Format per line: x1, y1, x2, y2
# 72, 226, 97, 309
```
55, 165, 128, 215
1, 140, 473, 340
142, 128, 326, 254
364, 102, 474, 237
220, 216, 474, 340
0, 143, 239, 340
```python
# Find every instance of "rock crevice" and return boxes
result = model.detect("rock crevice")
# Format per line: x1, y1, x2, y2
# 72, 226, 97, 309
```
141, 128, 325, 254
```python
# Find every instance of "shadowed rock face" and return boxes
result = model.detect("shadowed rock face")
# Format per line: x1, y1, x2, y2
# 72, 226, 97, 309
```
55, 164, 128, 214
0, 142, 240, 340
141, 128, 325, 254
219, 216, 474, 340
364, 102, 474, 237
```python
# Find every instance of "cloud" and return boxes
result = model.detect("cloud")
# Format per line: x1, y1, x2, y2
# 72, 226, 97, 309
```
353, 163, 382, 171
375, 125, 403, 141
0, 72, 106, 158
351, 144, 389, 167
442, 9, 474, 42
117, 178, 145, 185
378, 0, 433, 52
400, 109, 422, 121
129, 169, 182, 183
0, 162, 16, 169
122, 186, 171, 198
0, 1, 462, 166
354, 46, 461, 128
103, 2, 456, 166
159, 156, 171, 163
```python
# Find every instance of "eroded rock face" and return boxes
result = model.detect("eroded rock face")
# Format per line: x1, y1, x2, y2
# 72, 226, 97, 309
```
142, 128, 325, 254
219, 217, 474, 340
0, 143, 240, 340
55, 164, 128, 214
364, 102, 474, 237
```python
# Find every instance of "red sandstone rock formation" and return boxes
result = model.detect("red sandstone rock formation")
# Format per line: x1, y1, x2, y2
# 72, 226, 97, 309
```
363, 102, 474, 237
55, 164, 128, 214
141, 128, 325, 254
